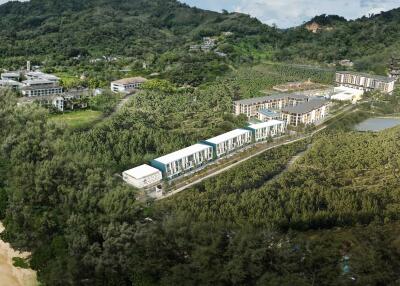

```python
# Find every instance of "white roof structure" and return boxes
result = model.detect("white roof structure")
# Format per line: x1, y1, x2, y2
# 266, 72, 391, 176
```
0, 80, 22, 87
123, 164, 161, 179
154, 144, 211, 165
205, 129, 251, 145
23, 79, 54, 86
1, 72, 20, 77
332, 86, 364, 102
26, 71, 60, 81
248, 120, 285, 130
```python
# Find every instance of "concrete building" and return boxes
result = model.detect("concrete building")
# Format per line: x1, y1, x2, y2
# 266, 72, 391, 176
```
151, 144, 213, 179
0, 80, 22, 90
123, 164, 162, 189
331, 86, 364, 103
335, 71, 396, 94
257, 109, 281, 122
1, 72, 20, 81
111, 77, 147, 93
18, 95, 66, 111
281, 99, 329, 126
233, 93, 309, 118
202, 129, 252, 158
26, 71, 60, 83
246, 120, 286, 142
21, 80, 63, 97
389, 56, 400, 82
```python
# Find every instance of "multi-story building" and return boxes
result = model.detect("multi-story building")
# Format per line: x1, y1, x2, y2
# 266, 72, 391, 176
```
111, 77, 147, 93
246, 121, 286, 142
202, 129, 252, 158
151, 144, 213, 179
233, 93, 309, 118
0, 79, 22, 90
281, 99, 329, 126
18, 95, 65, 111
389, 56, 400, 82
1, 72, 20, 81
26, 71, 60, 83
21, 80, 63, 97
123, 164, 163, 189
335, 71, 396, 94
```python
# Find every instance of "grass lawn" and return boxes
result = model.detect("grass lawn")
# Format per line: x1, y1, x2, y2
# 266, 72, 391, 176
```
49, 110, 103, 129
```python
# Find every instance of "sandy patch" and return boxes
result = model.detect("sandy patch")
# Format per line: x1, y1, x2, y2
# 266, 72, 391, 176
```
0, 223, 37, 286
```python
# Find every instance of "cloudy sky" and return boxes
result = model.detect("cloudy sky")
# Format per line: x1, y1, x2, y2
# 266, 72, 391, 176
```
181, 0, 400, 27
0, 0, 398, 28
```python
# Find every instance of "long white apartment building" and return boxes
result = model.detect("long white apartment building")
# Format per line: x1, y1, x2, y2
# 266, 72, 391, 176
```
246, 120, 286, 142
233, 93, 309, 118
123, 164, 162, 189
111, 77, 147, 93
202, 129, 252, 158
151, 144, 213, 179
335, 71, 396, 94
21, 80, 63, 97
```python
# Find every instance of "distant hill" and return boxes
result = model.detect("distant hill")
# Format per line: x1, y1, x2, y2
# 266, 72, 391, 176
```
280, 9, 400, 74
0, 0, 274, 60
0, 0, 400, 79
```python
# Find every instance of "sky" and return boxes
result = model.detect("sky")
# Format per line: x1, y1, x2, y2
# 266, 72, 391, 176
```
180, 0, 400, 28
0, 0, 398, 28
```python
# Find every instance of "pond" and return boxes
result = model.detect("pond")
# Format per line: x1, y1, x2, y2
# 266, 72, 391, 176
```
354, 117, 400, 132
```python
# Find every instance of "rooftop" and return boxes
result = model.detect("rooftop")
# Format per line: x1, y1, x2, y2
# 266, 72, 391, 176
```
1, 72, 20, 77
258, 109, 281, 117
336, 71, 396, 83
112, 77, 147, 85
26, 71, 60, 81
205, 129, 251, 145
153, 144, 212, 165
0, 80, 22, 86
248, 120, 285, 130
23, 79, 55, 86
282, 99, 329, 114
123, 164, 161, 179
22, 84, 62, 91
235, 93, 308, 105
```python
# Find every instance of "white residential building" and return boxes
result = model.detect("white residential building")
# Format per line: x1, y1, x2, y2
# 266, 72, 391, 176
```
335, 71, 396, 94
111, 77, 147, 93
281, 99, 330, 126
203, 129, 252, 158
0, 80, 22, 90
247, 120, 286, 142
21, 80, 63, 97
1, 72, 20, 81
233, 94, 309, 118
123, 164, 162, 189
151, 144, 213, 179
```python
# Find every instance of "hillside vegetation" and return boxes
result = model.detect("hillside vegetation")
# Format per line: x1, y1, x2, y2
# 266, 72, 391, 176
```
1, 0, 400, 84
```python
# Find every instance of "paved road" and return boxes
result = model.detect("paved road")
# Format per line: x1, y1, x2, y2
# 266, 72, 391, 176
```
157, 105, 354, 201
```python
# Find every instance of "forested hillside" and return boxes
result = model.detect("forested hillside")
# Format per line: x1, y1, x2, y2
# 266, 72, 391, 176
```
1, 0, 400, 82
277, 10, 400, 73
0, 0, 279, 84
